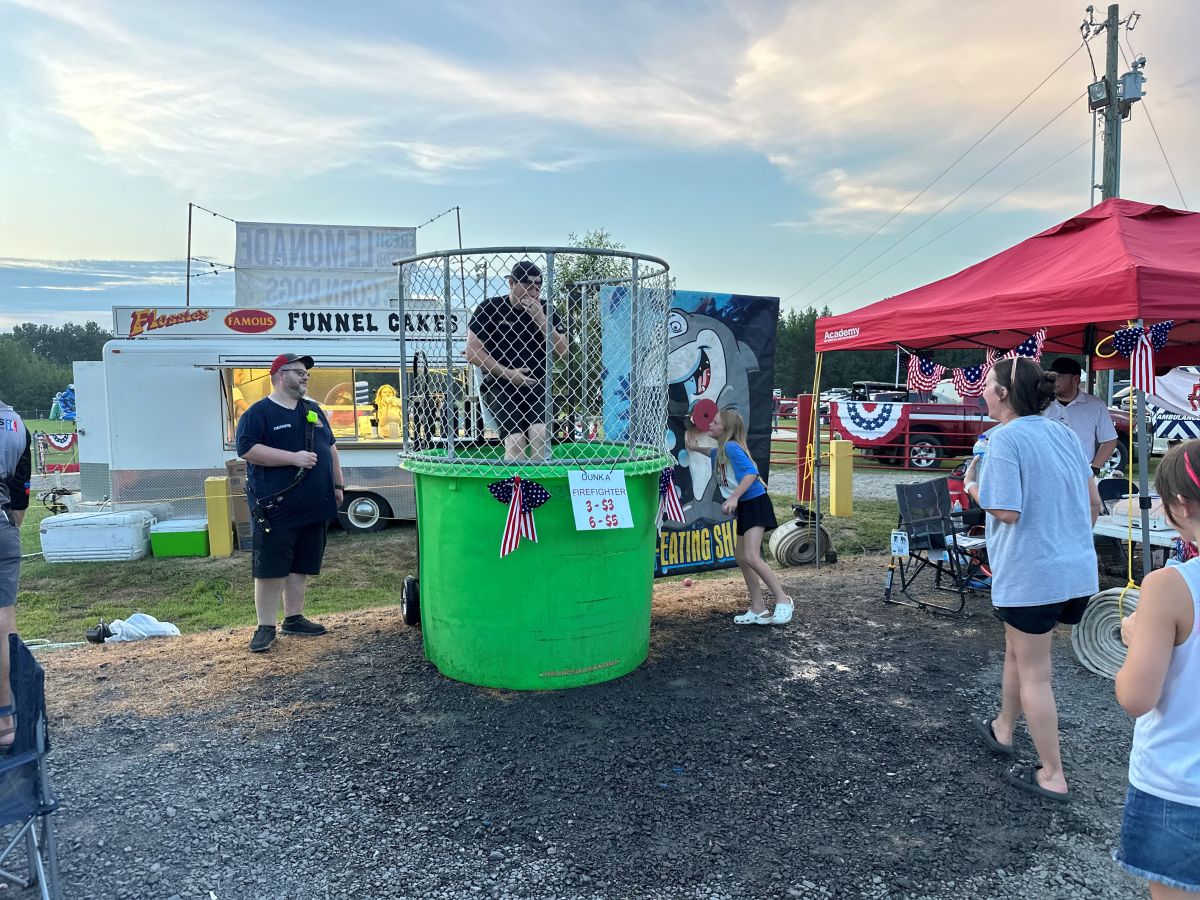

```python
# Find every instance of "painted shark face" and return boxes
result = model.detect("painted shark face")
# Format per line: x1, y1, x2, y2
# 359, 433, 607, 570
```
667, 311, 730, 409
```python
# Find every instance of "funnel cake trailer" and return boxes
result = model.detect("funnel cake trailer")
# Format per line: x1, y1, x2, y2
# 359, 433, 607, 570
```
82, 304, 470, 531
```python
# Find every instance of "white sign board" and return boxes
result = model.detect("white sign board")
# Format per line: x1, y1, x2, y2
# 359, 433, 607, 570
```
234, 221, 416, 309
568, 470, 634, 531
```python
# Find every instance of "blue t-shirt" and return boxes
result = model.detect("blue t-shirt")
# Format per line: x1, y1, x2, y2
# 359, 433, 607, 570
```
978, 415, 1098, 607
709, 443, 766, 500
236, 397, 338, 530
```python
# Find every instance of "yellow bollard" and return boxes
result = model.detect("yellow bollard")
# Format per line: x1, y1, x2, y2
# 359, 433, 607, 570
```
204, 476, 235, 557
829, 439, 854, 517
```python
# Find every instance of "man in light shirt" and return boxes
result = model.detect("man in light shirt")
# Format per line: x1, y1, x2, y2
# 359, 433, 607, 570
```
1042, 357, 1118, 476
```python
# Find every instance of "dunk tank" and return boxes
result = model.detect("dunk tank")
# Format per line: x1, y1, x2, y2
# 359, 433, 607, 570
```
394, 247, 673, 690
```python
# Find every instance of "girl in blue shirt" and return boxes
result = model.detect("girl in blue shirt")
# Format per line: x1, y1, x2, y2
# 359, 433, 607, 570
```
689, 409, 794, 626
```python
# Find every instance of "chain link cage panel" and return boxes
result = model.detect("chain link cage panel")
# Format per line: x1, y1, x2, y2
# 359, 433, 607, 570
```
395, 247, 671, 476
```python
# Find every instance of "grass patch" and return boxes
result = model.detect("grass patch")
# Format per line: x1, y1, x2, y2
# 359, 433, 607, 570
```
14, 515, 417, 644
766, 493, 893, 558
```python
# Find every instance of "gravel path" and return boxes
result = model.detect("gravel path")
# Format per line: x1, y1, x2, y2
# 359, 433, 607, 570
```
35, 564, 1143, 900
767, 466, 923, 502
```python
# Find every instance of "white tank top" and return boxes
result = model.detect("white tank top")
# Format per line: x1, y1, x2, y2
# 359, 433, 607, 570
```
1128, 556, 1200, 806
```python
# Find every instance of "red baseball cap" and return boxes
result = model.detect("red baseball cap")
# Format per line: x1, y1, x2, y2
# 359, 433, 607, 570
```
270, 353, 314, 375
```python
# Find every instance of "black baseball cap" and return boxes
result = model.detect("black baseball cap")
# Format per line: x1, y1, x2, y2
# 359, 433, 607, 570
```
1048, 357, 1082, 377
270, 353, 314, 375
510, 260, 542, 283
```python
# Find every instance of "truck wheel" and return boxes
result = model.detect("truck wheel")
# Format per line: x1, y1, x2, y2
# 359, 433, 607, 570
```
401, 576, 420, 626
338, 492, 392, 534
908, 433, 943, 469
1107, 440, 1128, 473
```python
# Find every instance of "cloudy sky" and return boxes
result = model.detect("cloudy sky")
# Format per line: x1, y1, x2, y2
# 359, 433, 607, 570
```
1, 0, 1196, 330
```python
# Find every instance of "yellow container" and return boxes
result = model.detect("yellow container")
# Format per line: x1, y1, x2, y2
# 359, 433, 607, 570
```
829, 440, 854, 517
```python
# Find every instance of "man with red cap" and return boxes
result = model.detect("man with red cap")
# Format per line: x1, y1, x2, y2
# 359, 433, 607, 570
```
236, 353, 343, 653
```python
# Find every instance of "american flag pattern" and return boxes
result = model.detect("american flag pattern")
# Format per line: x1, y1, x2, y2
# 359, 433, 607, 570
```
952, 363, 991, 398
1114, 321, 1174, 396
488, 476, 550, 558
43, 432, 77, 451
1003, 328, 1046, 361
659, 468, 686, 524
906, 355, 946, 391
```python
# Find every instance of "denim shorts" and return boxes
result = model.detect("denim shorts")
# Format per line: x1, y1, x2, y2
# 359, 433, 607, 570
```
1113, 784, 1200, 892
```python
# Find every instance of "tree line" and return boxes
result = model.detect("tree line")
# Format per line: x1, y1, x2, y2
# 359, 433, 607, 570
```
773, 306, 985, 396
0, 322, 111, 416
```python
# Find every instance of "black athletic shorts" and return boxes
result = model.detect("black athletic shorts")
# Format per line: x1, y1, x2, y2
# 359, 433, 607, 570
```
992, 595, 1090, 635
480, 380, 548, 439
252, 520, 328, 579
735, 493, 778, 536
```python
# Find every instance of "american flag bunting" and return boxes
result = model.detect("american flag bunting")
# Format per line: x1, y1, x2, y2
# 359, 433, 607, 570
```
906, 355, 946, 392
659, 468, 686, 524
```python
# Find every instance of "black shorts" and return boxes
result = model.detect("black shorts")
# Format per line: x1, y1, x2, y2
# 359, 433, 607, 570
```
481, 380, 548, 439
735, 493, 778, 536
252, 521, 328, 579
993, 596, 1090, 635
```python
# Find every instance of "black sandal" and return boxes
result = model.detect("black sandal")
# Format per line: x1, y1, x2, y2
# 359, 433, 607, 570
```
1003, 765, 1070, 802
971, 715, 1015, 757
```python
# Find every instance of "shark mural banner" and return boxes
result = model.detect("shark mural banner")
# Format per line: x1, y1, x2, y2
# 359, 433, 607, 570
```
653, 290, 779, 577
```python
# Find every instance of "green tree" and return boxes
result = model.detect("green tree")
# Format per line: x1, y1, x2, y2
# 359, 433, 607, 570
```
0, 337, 71, 414
8, 321, 111, 366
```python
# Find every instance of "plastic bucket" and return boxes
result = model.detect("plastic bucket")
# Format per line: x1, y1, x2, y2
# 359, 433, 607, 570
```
404, 444, 670, 690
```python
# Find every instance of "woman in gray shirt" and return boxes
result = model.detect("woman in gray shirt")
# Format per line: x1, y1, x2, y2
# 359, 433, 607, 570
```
962, 357, 1102, 802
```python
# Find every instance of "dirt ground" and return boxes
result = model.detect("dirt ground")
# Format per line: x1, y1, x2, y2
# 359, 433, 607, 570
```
33, 561, 1141, 900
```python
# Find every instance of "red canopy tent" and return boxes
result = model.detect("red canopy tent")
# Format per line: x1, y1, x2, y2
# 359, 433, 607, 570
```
815, 198, 1200, 368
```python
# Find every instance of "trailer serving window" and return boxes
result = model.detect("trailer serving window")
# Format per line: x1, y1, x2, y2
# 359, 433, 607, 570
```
222, 366, 407, 448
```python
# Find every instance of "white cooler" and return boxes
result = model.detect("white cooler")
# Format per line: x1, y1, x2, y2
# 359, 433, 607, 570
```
39, 511, 155, 563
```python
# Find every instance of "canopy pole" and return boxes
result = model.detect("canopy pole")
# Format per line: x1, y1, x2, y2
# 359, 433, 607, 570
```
813, 352, 824, 573
1135, 319, 1152, 580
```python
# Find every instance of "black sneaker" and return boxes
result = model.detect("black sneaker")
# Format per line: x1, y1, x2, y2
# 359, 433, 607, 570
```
249, 625, 277, 653
280, 615, 327, 637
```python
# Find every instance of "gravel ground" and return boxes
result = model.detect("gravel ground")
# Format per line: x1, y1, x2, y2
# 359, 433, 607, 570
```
31, 563, 1144, 900
767, 465, 923, 501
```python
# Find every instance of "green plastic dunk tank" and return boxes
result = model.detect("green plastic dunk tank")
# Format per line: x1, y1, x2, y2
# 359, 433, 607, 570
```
395, 245, 673, 690
404, 445, 671, 690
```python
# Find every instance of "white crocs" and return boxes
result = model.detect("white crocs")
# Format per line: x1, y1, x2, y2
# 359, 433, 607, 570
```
733, 608, 773, 626
771, 599, 795, 626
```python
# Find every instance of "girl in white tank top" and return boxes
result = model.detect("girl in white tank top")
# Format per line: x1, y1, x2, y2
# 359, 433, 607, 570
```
1114, 439, 1200, 895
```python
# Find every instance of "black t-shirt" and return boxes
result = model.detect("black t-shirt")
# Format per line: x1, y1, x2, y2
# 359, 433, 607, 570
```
468, 296, 564, 383
236, 396, 337, 529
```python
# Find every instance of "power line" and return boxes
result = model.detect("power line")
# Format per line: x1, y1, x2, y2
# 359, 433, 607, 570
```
824, 136, 1092, 305
416, 206, 460, 229
810, 89, 1086, 307
780, 42, 1085, 306
1119, 37, 1188, 209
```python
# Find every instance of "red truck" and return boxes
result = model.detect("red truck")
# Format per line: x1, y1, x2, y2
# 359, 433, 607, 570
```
828, 380, 1134, 471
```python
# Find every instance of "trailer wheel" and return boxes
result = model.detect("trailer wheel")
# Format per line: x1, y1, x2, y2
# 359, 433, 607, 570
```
338, 492, 391, 534
908, 433, 943, 469
401, 576, 420, 626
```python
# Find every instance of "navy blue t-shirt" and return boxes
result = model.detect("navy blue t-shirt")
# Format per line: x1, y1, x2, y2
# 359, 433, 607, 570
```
236, 396, 337, 530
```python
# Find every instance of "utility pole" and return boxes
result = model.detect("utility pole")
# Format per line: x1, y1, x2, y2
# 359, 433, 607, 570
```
1101, 4, 1121, 199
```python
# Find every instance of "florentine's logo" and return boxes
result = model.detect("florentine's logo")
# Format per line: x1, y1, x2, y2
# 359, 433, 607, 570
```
823, 327, 860, 343
128, 308, 210, 337
225, 310, 276, 333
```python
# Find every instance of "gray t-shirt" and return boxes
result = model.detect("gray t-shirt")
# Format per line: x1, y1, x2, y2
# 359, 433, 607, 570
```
978, 415, 1098, 607
1041, 390, 1117, 463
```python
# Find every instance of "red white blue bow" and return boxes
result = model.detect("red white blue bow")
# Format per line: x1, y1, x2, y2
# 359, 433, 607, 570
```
659, 468, 686, 524
488, 476, 550, 558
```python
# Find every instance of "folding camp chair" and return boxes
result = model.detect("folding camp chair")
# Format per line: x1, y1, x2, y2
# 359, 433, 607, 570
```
0, 635, 62, 900
1097, 477, 1137, 515
885, 478, 987, 615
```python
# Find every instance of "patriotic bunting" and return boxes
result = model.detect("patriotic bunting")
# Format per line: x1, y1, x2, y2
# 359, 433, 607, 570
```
952, 363, 991, 398
827, 402, 911, 446
1113, 321, 1174, 395
1003, 328, 1046, 361
901, 329, 1046, 399
488, 476, 550, 558
906, 355, 946, 392
42, 432, 78, 451
659, 468, 686, 524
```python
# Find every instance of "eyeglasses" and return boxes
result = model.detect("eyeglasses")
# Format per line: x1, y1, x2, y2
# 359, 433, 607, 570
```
518, 278, 543, 287
278, 367, 309, 377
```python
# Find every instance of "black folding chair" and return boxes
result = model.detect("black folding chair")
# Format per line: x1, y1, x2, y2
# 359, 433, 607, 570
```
0, 636, 62, 900
885, 478, 986, 615
1097, 477, 1137, 515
